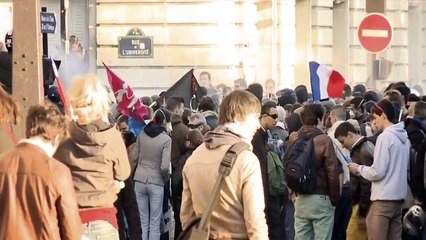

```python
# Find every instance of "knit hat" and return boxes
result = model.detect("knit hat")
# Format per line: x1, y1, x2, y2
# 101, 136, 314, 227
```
363, 90, 379, 103
277, 88, 297, 106
353, 84, 366, 97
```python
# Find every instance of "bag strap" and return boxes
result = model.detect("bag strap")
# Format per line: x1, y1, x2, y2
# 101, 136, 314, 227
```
197, 141, 250, 231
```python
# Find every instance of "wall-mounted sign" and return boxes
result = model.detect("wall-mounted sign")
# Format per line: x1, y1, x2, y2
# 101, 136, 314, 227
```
118, 27, 153, 58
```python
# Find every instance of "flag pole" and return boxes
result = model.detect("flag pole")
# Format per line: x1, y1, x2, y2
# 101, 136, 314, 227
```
51, 59, 70, 116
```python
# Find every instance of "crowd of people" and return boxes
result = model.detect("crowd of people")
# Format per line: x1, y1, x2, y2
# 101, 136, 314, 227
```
1, 70, 426, 240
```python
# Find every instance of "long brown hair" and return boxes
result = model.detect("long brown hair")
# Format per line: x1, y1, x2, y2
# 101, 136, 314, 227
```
0, 85, 21, 125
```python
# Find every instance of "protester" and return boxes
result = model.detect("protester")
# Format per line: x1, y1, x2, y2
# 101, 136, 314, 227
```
264, 78, 276, 99
350, 96, 367, 136
289, 103, 341, 240
166, 97, 187, 169
0, 85, 20, 154
253, 100, 285, 240
188, 112, 210, 134
171, 129, 203, 239
247, 83, 263, 103
117, 114, 130, 134
348, 99, 410, 240
182, 107, 192, 126
198, 96, 218, 130
295, 85, 308, 104
54, 75, 131, 239
405, 101, 426, 151
0, 103, 82, 239
0, 32, 12, 93
116, 126, 142, 240
133, 108, 172, 240
335, 121, 374, 240
181, 90, 268, 239
328, 105, 352, 240
199, 71, 216, 95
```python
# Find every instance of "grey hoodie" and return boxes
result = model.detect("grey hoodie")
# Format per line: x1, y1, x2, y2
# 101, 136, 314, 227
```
358, 121, 410, 201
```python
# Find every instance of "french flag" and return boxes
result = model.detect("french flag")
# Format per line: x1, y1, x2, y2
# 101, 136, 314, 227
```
309, 61, 345, 101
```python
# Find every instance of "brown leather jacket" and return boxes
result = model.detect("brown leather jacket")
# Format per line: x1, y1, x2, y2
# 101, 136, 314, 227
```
0, 143, 82, 240
288, 126, 341, 206
171, 115, 189, 167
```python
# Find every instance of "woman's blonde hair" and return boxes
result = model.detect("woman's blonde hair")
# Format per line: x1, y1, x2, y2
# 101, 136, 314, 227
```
0, 85, 21, 125
69, 75, 110, 124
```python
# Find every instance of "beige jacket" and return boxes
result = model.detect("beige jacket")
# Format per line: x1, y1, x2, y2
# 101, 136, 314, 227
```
54, 120, 130, 209
180, 126, 268, 240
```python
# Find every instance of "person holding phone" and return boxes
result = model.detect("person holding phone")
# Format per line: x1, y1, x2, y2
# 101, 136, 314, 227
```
335, 121, 375, 240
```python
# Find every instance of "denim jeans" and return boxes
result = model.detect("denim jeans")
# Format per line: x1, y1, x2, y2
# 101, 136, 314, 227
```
332, 186, 352, 240
285, 200, 295, 240
82, 220, 119, 240
134, 181, 164, 240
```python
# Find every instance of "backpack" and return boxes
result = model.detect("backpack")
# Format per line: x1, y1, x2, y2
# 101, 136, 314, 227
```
284, 129, 322, 194
267, 150, 287, 196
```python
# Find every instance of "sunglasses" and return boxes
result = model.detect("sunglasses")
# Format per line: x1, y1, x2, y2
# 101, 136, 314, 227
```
268, 114, 278, 120
188, 123, 203, 129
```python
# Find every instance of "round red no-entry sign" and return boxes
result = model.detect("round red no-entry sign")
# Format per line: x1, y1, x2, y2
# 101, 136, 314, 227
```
357, 13, 393, 54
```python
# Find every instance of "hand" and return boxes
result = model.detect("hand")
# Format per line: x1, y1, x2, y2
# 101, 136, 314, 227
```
347, 163, 360, 175
289, 131, 299, 144
357, 216, 367, 230
414, 198, 423, 206
114, 180, 125, 193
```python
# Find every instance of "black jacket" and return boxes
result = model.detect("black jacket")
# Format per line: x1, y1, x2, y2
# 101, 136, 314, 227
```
252, 127, 269, 206
350, 137, 374, 217
405, 117, 426, 151
411, 140, 426, 204
0, 52, 12, 93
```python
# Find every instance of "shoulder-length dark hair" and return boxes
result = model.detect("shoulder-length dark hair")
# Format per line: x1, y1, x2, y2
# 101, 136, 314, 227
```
152, 108, 171, 125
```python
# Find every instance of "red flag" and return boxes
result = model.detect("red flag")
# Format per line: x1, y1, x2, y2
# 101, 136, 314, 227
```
103, 63, 148, 122
51, 59, 70, 116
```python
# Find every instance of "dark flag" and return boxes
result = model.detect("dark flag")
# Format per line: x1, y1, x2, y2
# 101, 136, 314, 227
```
161, 69, 202, 110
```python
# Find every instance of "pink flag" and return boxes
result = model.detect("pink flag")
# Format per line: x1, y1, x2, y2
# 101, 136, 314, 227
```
103, 63, 148, 122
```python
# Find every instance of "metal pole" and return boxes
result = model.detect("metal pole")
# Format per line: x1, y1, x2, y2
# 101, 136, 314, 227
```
12, 0, 44, 139
60, 0, 69, 55
41, 7, 48, 56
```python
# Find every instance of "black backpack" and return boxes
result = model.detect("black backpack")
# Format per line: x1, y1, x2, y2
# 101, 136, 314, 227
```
284, 129, 322, 194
